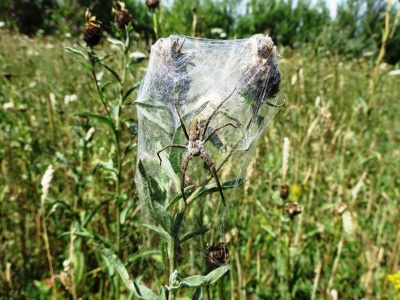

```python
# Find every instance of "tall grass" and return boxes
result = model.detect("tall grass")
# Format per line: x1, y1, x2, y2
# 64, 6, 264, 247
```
1, 27, 399, 299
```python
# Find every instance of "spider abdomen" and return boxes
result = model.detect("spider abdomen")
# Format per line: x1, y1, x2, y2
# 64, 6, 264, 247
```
188, 140, 203, 157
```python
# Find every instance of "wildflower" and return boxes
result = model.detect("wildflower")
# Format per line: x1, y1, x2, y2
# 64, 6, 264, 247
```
113, 1, 132, 29
84, 9, 102, 48
146, 0, 160, 11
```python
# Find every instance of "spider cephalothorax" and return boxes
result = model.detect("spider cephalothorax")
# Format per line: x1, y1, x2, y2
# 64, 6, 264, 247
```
204, 243, 229, 267
157, 89, 238, 206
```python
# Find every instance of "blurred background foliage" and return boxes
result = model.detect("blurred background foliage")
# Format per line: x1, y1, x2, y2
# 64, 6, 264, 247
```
0, 0, 399, 64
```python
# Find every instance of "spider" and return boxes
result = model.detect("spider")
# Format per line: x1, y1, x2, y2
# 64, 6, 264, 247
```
204, 243, 229, 267
157, 89, 238, 206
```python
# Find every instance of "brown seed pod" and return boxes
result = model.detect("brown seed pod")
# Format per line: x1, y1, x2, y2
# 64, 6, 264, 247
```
284, 202, 302, 219
113, 1, 132, 29
84, 9, 102, 48
280, 183, 290, 200
146, 0, 160, 11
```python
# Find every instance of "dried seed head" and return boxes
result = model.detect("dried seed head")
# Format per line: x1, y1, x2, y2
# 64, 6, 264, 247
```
284, 202, 302, 219
146, 0, 160, 11
84, 9, 102, 48
113, 1, 133, 29
337, 203, 348, 215
280, 183, 290, 200
239, 35, 281, 102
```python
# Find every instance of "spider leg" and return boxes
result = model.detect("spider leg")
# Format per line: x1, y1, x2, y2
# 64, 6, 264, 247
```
200, 150, 226, 207
202, 87, 237, 138
203, 123, 238, 143
157, 144, 187, 165
180, 152, 192, 205
174, 102, 189, 140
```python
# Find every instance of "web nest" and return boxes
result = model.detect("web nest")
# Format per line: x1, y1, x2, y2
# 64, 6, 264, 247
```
135, 34, 283, 213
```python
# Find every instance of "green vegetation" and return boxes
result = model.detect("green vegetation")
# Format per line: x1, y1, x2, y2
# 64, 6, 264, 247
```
1, 0, 400, 299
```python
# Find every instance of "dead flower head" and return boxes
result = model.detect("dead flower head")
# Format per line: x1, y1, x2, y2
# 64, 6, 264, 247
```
280, 183, 290, 200
284, 202, 302, 219
146, 0, 160, 11
113, 1, 133, 29
84, 9, 102, 48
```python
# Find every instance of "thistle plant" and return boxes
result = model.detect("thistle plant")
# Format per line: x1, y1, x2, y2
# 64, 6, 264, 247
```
65, 4, 143, 297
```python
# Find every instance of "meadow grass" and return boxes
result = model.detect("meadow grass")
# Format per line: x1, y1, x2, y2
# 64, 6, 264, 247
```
1, 30, 399, 299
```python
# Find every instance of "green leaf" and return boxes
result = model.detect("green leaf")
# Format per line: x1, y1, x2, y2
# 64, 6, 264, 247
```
64, 46, 88, 60
138, 160, 172, 234
166, 185, 196, 210
143, 224, 171, 243
261, 225, 277, 239
123, 81, 141, 102
134, 103, 171, 134
180, 227, 210, 244
168, 266, 229, 291
79, 62, 94, 73
156, 142, 180, 191
82, 199, 113, 227
98, 60, 121, 83
101, 81, 112, 92
191, 178, 247, 201
128, 52, 147, 64
107, 37, 125, 49
74, 112, 115, 130
192, 287, 203, 300
124, 26, 131, 54
120, 199, 135, 225
170, 125, 183, 175
94, 243, 165, 299
126, 250, 162, 265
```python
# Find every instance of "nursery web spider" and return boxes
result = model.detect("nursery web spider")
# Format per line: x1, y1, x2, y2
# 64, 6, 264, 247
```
157, 89, 238, 206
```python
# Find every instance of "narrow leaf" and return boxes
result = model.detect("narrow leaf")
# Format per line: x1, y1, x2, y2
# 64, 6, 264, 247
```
94, 243, 162, 299
80, 62, 94, 72
98, 60, 121, 83
168, 266, 229, 291
180, 227, 210, 244
123, 81, 142, 102
107, 37, 125, 49
143, 224, 171, 243
192, 178, 247, 201
64, 46, 88, 60
75, 112, 115, 130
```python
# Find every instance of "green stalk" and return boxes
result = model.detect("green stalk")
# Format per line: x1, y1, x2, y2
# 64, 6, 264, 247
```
152, 12, 159, 40
168, 234, 178, 300
286, 219, 294, 299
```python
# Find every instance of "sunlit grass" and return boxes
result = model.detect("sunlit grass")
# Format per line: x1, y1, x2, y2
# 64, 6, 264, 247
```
1, 30, 399, 299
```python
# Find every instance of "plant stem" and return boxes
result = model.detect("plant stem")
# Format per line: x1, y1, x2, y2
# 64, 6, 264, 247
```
168, 234, 178, 300
152, 12, 159, 40
286, 218, 294, 299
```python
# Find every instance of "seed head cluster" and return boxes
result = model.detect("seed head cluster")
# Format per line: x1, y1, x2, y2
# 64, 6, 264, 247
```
113, 1, 133, 29
146, 0, 160, 11
84, 9, 102, 48
239, 35, 281, 102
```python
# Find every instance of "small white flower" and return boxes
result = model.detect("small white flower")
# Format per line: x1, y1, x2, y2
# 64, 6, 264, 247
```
388, 70, 400, 76
85, 127, 96, 141
3, 102, 14, 110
